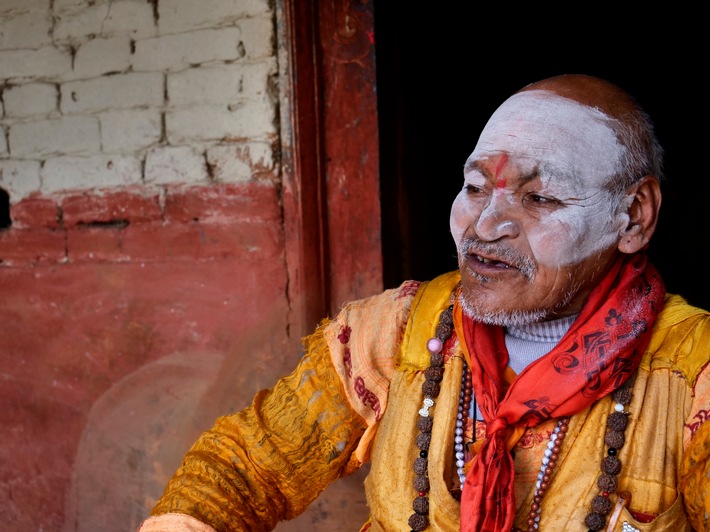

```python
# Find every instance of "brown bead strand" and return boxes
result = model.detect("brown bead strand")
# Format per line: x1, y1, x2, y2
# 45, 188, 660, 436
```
583, 377, 634, 531
512, 416, 570, 532
409, 305, 454, 532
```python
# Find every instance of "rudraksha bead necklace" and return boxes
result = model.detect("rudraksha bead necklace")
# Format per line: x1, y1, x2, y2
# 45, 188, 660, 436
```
409, 304, 454, 532
583, 376, 634, 531
410, 306, 633, 532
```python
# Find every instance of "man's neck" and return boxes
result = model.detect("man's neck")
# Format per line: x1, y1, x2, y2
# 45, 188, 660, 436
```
504, 314, 578, 375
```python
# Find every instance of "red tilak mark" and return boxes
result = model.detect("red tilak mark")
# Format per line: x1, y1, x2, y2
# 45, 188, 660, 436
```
494, 154, 509, 188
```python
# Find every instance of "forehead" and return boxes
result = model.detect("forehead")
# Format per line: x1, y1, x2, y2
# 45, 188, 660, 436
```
469, 90, 624, 187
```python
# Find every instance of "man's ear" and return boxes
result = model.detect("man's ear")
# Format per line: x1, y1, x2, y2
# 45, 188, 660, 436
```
618, 175, 662, 254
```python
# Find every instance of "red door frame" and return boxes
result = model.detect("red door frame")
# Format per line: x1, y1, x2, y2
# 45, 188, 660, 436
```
280, 0, 382, 337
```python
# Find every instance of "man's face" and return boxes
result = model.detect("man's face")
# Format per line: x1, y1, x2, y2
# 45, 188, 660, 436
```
450, 90, 631, 326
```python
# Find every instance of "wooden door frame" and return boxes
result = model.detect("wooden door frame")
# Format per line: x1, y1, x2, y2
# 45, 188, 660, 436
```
278, 0, 382, 338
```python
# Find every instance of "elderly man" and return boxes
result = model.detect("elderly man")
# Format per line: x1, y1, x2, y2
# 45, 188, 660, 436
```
139, 74, 710, 532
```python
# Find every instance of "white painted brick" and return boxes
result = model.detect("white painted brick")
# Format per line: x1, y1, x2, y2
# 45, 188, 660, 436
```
53, 3, 111, 41
54, 1, 156, 43
97, 0, 157, 39
0, 0, 283, 197
145, 146, 207, 185
167, 60, 276, 106
206, 141, 275, 183
99, 108, 161, 152
61, 72, 163, 114
166, 99, 276, 144
3, 82, 58, 118
158, 0, 271, 34
0, 159, 41, 200
237, 59, 277, 97
132, 27, 243, 72
0, 46, 72, 80
0, 125, 7, 154
52, 0, 102, 12
238, 16, 274, 59
73, 36, 132, 78
41, 154, 142, 192
0, 0, 51, 15
0, 10, 52, 49
9, 115, 100, 158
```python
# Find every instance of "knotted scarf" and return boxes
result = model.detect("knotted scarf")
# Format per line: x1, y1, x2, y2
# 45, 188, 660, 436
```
455, 252, 665, 531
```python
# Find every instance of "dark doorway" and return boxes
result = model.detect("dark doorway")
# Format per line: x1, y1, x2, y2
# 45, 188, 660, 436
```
375, 7, 709, 310
0, 188, 10, 230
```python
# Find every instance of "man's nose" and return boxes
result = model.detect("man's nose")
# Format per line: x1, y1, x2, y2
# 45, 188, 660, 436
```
475, 193, 520, 241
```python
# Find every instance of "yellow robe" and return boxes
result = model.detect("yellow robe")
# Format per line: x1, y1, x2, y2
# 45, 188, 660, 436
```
141, 272, 710, 532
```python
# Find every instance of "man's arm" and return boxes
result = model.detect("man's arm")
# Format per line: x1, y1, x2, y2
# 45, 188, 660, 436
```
680, 357, 710, 532
139, 323, 368, 532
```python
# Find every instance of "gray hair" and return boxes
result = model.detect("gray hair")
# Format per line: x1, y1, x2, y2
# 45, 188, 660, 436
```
608, 107, 665, 197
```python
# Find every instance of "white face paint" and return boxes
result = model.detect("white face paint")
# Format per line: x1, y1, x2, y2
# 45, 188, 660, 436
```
451, 90, 631, 268
472, 90, 623, 183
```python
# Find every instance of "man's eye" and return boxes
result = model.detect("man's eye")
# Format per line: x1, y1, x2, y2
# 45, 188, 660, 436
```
524, 193, 562, 206
464, 184, 483, 194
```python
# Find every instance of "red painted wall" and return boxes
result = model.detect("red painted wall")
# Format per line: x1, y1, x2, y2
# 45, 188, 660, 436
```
0, 182, 308, 529
1, 1, 383, 527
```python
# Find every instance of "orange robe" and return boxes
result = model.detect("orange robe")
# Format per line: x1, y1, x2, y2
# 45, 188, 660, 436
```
140, 272, 710, 532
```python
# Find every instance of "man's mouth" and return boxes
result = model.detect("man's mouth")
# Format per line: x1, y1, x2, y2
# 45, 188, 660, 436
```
471, 253, 511, 267
460, 245, 537, 283
458, 236, 537, 281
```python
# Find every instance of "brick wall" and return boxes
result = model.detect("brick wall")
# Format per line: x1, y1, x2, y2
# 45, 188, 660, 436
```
0, 1, 370, 530
0, 0, 277, 199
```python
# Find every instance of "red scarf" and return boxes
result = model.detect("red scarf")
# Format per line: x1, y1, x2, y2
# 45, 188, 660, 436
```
457, 253, 665, 531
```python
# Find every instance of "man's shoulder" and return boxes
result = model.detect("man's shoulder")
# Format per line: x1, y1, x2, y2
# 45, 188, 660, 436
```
659, 293, 710, 323
643, 293, 710, 385
393, 271, 460, 370
337, 271, 460, 315
321, 273, 459, 349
